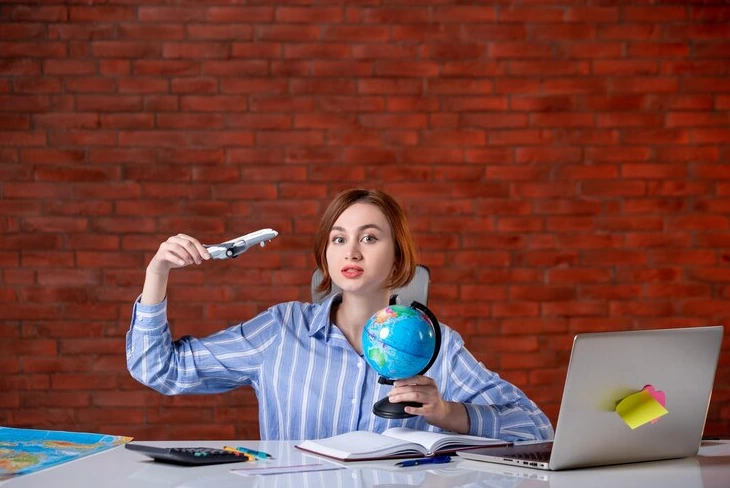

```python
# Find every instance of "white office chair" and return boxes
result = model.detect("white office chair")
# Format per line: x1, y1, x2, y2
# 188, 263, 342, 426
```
311, 265, 431, 306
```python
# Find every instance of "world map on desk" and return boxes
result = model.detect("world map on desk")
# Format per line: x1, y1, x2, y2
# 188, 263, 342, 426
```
0, 427, 132, 479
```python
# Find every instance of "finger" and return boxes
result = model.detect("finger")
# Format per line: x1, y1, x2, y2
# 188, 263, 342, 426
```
158, 246, 192, 268
176, 234, 211, 260
167, 234, 207, 264
403, 405, 424, 416
388, 389, 432, 405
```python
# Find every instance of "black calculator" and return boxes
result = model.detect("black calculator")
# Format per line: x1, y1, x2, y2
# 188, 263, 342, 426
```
125, 443, 249, 466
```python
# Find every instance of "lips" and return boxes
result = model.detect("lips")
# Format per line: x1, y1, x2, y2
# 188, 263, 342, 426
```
341, 266, 364, 279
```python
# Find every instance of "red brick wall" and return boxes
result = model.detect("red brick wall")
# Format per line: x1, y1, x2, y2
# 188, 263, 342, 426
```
1, 2, 729, 440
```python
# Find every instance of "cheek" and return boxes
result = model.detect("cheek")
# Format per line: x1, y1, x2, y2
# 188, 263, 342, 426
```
325, 247, 337, 268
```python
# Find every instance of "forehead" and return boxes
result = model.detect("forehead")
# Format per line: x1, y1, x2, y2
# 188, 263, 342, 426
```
331, 202, 390, 231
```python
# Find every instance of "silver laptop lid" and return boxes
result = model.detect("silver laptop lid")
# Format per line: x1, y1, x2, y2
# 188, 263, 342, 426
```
549, 325, 723, 470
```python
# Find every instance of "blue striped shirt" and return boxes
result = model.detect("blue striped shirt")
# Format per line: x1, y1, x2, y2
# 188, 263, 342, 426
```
126, 294, 554, 442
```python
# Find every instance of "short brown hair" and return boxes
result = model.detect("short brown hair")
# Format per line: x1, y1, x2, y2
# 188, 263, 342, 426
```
313, 188, 418, 295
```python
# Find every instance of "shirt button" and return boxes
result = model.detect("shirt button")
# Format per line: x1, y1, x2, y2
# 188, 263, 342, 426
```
351, 399, 356, 405
357, 362, 363, 369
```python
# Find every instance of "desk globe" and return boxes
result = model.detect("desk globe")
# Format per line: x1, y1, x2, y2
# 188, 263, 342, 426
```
361, 301, 442, 419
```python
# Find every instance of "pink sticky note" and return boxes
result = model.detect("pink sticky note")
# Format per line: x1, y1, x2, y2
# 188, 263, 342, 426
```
643, 385, 666, 424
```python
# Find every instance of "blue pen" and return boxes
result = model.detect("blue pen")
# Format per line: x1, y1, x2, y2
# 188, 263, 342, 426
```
235, 446, 273, 459
395, 455, 451, 467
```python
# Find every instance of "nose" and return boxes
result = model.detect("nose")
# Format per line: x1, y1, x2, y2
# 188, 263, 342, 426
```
345, 242, 361, 261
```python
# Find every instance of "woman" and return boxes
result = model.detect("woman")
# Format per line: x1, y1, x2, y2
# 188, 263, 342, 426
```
126, 188, 553, 441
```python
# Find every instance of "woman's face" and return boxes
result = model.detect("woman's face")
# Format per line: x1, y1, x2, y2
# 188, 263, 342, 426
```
325, 202, 396, 297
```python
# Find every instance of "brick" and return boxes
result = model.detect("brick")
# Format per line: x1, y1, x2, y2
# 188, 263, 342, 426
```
628, 42, 690, 57
0, 114, 30, 130
693, 129, 730, 144
648, 94, 714, 110
656, 147, 720, 163
1, 41, 67, 58
599, 23, 662, 40
491, 302, 541, 320
510, 60, 590, 76
625, 233, 692, 248
92, 217, 158, 233
0, 59, 41, 76
433, 6, 495, 22
582, 250, 648, 266
565, 7, 619, 23
611, 77, 679, 94
325, 26, 391, 43
134, 60, 200, 76
624, 7, 687, 22
531, 24, 595, 40
667, 111, 730, 127
683, 77, 730, 93
689, 42, 730, 58
99, 60, 130, 75
542, 78, 608, 94
621, 163, 688, 179
542, 301, 607, 317
499, 7, 563, 22
647, 181, 711, 197
624, 128, 689, 144
557, 42, 623, 59
248, 96, 317, 113
488, 166, 551, 182
696, 199, 730, 213
273, 6, 341, 23
691, 7, 730, 22
530, 112, 594, 127
462, 113, 527, 129
0, 23, 45, 40
100, 113, 154, 129
667, 24, 730, 40
662, 60, 728, 76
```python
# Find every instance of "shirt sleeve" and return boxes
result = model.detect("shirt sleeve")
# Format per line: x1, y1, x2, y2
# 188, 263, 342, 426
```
440, 326, 555, 442
125, 296, 281, 395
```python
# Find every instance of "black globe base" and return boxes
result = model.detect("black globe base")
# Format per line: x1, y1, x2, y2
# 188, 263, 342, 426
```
373, 396, 421, 419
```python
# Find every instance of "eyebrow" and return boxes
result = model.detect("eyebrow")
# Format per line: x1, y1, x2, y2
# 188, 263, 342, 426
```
330, 224, 384, 233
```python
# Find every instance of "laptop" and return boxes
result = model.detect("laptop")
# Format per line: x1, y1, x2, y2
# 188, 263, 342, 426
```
458, 326, 724, 471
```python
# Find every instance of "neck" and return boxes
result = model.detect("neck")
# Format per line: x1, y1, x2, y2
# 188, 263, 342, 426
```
333, 290, 391, 353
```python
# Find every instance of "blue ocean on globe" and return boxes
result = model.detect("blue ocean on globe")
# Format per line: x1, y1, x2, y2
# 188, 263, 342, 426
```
361, 304, 437, 380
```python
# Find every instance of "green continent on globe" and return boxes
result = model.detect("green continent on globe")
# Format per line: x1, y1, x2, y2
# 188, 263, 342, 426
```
366, 347, 387, 368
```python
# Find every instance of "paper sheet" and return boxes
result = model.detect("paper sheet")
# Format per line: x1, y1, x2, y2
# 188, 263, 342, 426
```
230, 463, 345, 476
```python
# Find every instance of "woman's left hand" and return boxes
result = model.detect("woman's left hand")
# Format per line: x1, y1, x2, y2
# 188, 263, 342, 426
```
388, 375, 448, 421
388, 375, 470, 434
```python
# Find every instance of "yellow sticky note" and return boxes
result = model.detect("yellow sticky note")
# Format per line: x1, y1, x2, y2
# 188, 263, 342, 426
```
615, 390, 668, 429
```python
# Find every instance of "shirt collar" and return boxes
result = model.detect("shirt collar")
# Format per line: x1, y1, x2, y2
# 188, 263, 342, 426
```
308, 292, 342, 340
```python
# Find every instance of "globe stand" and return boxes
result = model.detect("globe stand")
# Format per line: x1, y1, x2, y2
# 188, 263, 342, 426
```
372, 301, 442, 419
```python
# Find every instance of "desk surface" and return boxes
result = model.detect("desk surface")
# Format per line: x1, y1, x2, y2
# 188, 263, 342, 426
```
3, 439, 729, 488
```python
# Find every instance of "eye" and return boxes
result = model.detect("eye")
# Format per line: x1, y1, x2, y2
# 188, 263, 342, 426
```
361, 235, 378, 244
331, 236, 345, 244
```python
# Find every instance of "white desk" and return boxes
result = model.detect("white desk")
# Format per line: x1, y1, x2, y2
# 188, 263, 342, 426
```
3, 440, 729, 488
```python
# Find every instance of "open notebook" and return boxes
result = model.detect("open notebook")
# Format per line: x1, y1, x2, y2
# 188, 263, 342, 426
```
458, 326, 723, 471
296, 427, 508, 461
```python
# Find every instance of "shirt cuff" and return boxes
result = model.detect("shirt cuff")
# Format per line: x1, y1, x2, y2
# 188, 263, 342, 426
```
463, 402, 499, 438
132, 294, 168, 332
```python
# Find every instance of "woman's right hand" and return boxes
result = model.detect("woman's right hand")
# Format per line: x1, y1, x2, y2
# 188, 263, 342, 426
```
147, 233, 211, 275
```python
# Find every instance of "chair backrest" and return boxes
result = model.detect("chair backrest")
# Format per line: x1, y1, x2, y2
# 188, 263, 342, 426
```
311, 265, 431, 306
